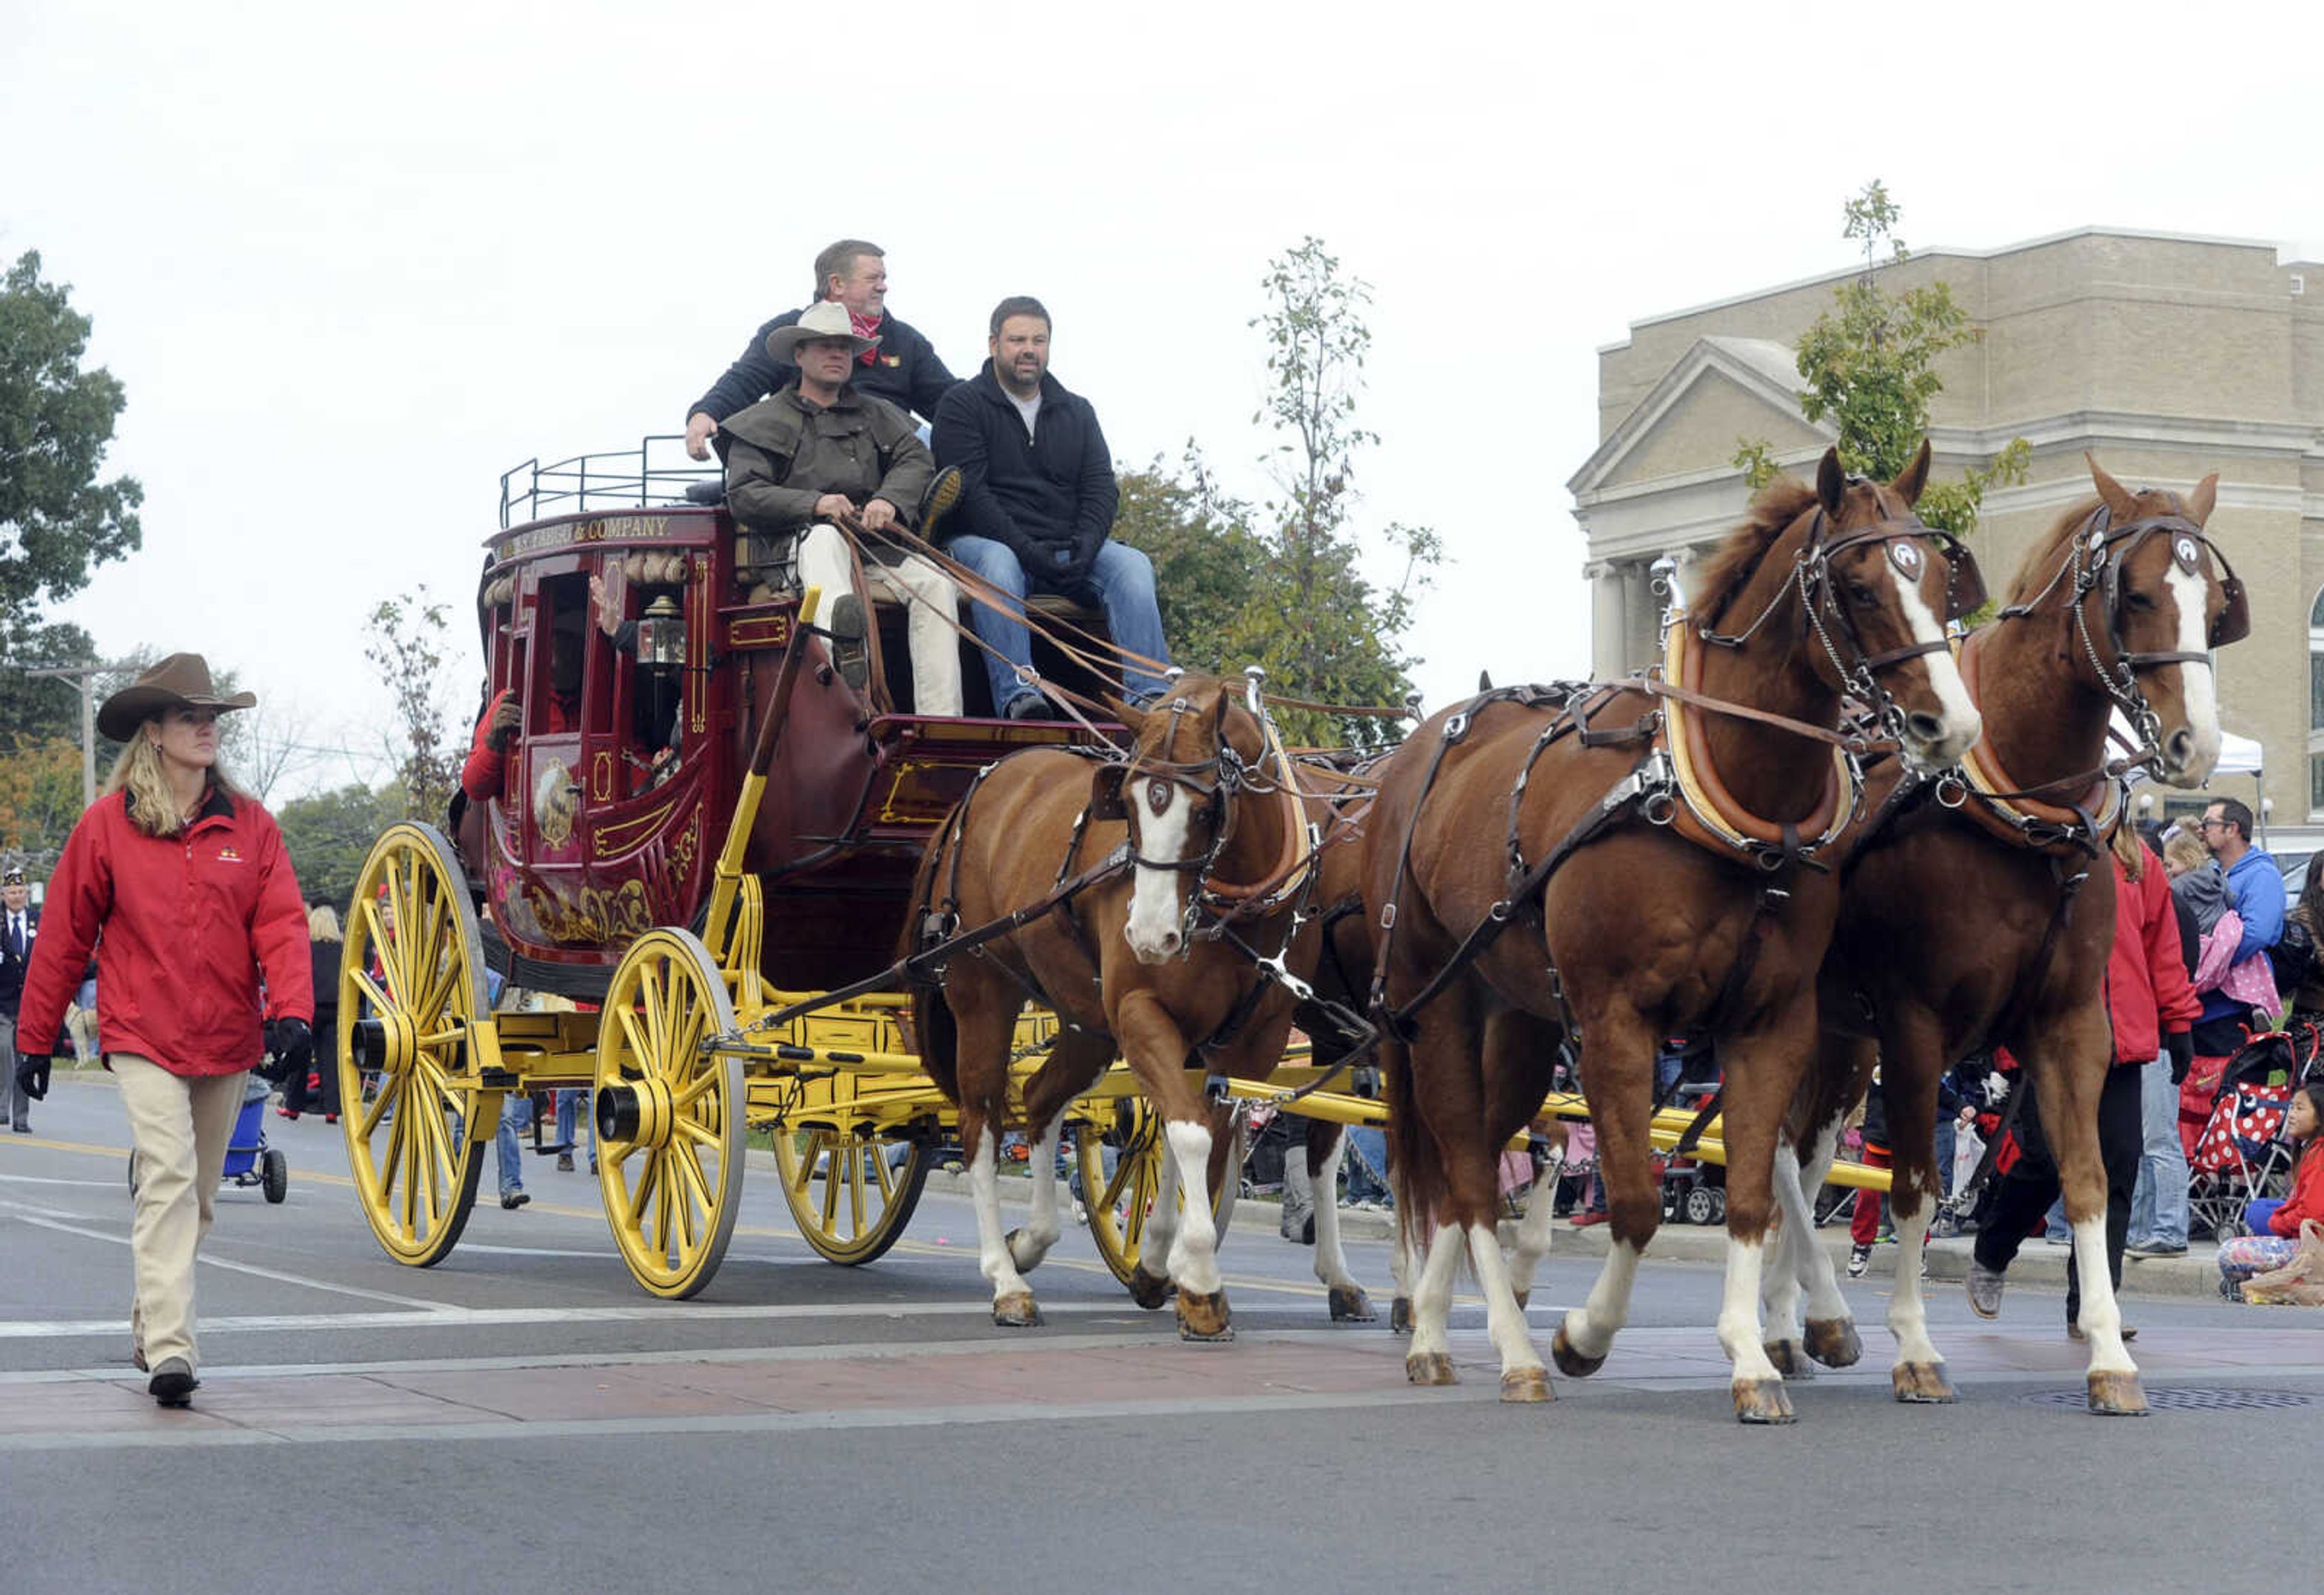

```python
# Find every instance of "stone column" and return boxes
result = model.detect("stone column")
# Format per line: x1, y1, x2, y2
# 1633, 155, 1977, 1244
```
1588, 561, 1628, 679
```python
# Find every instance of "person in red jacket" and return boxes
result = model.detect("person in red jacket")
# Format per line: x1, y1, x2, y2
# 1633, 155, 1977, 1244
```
11, 654, 313, 1409
1967, 825, 2198, 1337
2218, 1084, 2324, 1296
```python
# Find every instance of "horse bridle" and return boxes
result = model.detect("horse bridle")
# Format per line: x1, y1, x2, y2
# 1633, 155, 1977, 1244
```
1090, 697, 1244, 888
1996, 501, 2248, 755
1700, 496, 1985, 739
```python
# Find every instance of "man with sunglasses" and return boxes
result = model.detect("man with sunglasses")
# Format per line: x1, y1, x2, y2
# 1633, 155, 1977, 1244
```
2191, 797, 2280, 1055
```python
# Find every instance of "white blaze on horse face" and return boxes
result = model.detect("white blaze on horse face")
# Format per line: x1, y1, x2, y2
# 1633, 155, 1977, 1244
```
1124, 780, 1194, 963
2163, 562, 2222, 781
1891, 574, 1981, 760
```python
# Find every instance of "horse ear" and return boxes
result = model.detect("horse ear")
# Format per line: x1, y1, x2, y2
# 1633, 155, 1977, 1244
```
1478, 669, 1494, 692
1817, 447, 1846, 515
2086, 452, 2139, 521
2185, 472, 2219, 526
1102, 694, 1146, 734
1890, 438, 1932, 507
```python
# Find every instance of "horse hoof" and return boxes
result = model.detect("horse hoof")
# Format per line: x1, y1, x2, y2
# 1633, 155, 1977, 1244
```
1804, 1317, 1863, 1369
1891, 1361, 1957, 1404
1125, 1264, 1175, 1311
1405, 1351, 1458, 1386
1500, 1367, 1554, 1404
1176, 1289, 1233, 1342
2087, 1370, 2148, 1416
1762, 1340, 1814, 1380
992, 1291, 1044, 1329
1390, 1297, 1414, 1335
1550, 1323, 1606, 1379
1732, 1378, 1797, 1425
1328, 1284, 1377, 1323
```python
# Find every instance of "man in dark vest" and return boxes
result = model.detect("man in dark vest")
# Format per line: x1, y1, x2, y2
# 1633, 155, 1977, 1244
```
721, 300, 962, 715
684, 238, 956, 460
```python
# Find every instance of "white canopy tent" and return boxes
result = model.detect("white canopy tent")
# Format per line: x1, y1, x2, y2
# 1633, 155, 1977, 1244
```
2116, 709, 2270, 843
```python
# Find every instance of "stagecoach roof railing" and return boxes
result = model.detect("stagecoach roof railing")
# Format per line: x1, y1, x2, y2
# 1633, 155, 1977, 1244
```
498, 435, 723, 530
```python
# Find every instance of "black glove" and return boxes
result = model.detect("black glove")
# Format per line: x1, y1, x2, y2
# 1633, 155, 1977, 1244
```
2165, 1030, 2194, 1085
274, 1017, 313, 1080
15, 1050, 50, 1102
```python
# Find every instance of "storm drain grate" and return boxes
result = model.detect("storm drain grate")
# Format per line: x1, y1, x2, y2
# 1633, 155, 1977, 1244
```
2017, 1386, 2320, 1412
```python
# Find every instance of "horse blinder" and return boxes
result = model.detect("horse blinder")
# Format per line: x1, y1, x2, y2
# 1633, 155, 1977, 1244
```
1089, 764, 1129, 823
2211, 574, 2250, 648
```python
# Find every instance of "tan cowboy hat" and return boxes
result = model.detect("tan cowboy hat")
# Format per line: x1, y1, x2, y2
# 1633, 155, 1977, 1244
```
97, 653, 257, 741
764, 298, 880, 364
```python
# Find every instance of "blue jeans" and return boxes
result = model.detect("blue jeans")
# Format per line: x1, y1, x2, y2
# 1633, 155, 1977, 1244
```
494, 1093, 533, 1198
556, 1088, 596, 1167
943, 536, 1171, 709
2128, 1049, 2190, 1248
1343, 1125, 1391, 1204
1934, 1111, 1957, 1199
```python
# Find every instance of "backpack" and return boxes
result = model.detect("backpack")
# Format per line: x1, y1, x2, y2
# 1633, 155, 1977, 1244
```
2268, 916, 2316, 997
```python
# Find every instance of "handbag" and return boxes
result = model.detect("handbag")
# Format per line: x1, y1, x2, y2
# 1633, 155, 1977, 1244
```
2242, 1219, 2324, 1306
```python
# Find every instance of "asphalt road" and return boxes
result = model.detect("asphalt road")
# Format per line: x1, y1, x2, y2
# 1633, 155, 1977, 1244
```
5, 1075, 2320, 1595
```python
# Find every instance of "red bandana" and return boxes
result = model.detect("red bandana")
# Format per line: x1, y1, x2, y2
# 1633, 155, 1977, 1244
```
849, 309, 882, 366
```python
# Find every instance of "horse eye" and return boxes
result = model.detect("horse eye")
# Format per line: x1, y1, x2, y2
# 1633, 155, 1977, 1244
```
2126, 591, 2156, 612
1846, 582, 1879, 607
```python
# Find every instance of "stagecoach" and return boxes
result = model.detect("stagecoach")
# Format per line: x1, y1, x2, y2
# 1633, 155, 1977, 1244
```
332, 437, 1876, 1319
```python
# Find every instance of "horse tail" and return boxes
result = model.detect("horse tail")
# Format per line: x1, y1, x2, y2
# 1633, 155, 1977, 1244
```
1382, 1041, 1443, 1261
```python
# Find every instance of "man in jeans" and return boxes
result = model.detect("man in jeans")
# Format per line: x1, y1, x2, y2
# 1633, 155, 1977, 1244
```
931, 297, 1172, 719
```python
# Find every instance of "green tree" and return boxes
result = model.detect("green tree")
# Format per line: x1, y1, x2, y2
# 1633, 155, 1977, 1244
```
0, 735, 86, 871
1232, 237, 1440, 748
1734, 182, 2028, 540
0, 620, 101, 744
365, 588, 459, 824
1109, 447, 1266, 674
278, 781, 404, 911
0, 252, 143, 631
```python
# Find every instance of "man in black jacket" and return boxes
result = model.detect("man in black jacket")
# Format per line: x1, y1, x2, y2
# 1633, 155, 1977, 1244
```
684, 238, 956, 459
1, 863, 41, 1131
931, 297, 1172, 719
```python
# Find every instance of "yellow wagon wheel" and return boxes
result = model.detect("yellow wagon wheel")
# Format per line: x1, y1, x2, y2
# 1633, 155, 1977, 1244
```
338, 823, 491, 1267
594, 929, 744, 1299
773, 1121, 934, 1266
1075, 1100, 1242, 1289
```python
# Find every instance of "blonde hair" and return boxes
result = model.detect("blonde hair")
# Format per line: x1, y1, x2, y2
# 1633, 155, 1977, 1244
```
2162, 829, 2211, 877
307, 903, 343, 942
103, 721, 243, 838
2110, 823, 2147, 881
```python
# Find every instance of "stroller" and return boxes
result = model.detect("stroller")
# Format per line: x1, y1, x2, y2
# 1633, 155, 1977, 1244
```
126, 1074, 289, 1205
2185, 1025, 2321, 1240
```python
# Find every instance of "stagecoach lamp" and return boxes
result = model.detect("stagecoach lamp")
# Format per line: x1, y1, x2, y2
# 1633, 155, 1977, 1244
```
637, 594, 686, 671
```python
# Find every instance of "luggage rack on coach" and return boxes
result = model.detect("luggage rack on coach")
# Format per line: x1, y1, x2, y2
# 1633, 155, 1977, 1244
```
498, 433, 721, 528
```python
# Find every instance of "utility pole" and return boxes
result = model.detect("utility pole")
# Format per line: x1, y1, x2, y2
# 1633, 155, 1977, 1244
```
24, 663, 112, 807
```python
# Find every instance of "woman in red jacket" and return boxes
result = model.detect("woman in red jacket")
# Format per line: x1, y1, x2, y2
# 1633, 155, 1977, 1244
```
12, 655, 313, 1409
2218, 1084, 2324, 1297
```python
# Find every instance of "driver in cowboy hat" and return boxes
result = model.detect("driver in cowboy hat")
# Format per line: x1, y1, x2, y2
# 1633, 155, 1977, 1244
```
12, 652, 313, 1410
720, 299, 965, 716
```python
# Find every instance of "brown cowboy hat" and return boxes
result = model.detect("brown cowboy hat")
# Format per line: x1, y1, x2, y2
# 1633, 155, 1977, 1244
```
97, 653, 257, 742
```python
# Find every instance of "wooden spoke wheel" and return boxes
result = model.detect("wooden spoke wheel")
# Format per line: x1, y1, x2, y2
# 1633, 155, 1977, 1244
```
1075, 1100, 1241, 1289
594, 929, 744, 1299
773, 1122, 934, 1266
339, 823, 490, 1266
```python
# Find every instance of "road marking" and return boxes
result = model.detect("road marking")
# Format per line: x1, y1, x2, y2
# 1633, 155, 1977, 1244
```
5, 1210, 450, 1310
0, 1174, 127, 1188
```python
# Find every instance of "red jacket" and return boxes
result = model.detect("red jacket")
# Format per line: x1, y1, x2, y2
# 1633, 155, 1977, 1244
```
2273, 1140, 2324, 1237
2107, 846, 2200, 1065
461, 688, 573, 802
18, 786, 313, 1077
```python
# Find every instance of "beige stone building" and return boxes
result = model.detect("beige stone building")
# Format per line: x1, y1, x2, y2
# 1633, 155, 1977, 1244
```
1571, 228, 2324, 846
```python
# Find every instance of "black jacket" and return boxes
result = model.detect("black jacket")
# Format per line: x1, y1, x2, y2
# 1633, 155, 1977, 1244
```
689, 307, 956, 427
930, 361, 1119, 579
0, 905, 37, 1017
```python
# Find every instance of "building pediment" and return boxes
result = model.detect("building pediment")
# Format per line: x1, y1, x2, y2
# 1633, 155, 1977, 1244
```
1570, 337, 1832, 498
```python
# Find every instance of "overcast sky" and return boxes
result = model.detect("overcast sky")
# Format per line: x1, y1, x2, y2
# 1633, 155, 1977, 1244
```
5, 0, 2318, 797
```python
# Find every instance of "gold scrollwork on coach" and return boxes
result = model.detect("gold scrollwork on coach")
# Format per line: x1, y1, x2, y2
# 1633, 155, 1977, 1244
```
522, 878, 655, 945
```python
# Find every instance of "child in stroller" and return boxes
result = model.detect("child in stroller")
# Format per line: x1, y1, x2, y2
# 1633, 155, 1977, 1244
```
2217, 1082, 2324, 1298
2187, 1028, 2321, 1242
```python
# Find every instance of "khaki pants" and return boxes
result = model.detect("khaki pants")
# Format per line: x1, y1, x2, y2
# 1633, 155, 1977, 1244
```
116, 1054, 248, 1370
794, 524, 963, 716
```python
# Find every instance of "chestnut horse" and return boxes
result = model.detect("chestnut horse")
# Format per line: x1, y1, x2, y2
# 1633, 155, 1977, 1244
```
1370, 445, 1983, 1418
908, 674, 1320, 1336
1765, 455, 2245, 1415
